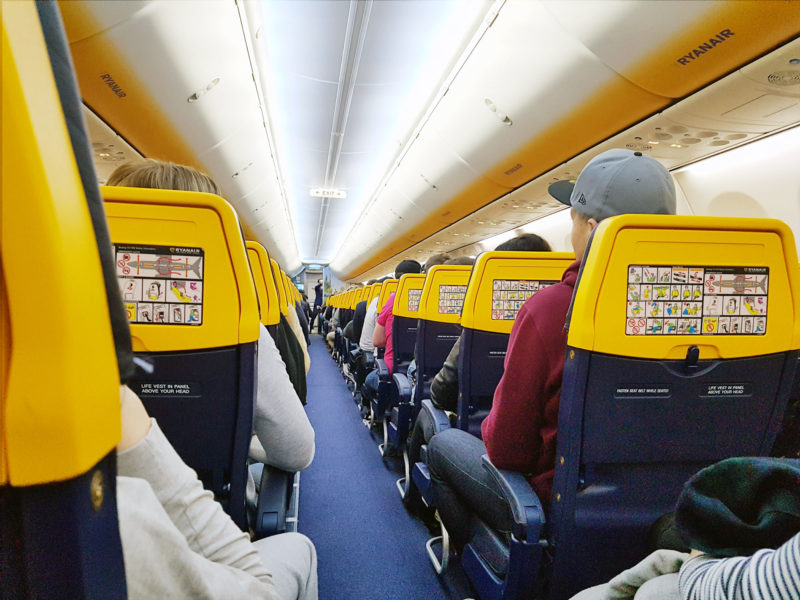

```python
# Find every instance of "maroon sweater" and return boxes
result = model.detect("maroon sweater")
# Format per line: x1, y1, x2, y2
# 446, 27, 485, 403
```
481, 260, 580, 506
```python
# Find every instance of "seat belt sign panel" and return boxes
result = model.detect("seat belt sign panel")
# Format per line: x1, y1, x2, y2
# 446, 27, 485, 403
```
115, 243, 205, 325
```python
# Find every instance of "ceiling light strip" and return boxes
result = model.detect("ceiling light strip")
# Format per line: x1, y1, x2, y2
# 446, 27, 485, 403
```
314, 198, 331, 257
235, 0, 301, 260
325, 0, 373, 187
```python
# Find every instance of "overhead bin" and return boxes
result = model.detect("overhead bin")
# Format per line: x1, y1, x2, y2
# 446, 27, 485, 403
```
333, 1, 800, 279
59, 0, 301, 271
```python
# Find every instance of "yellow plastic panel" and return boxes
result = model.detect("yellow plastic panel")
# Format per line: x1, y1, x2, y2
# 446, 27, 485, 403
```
104, 186, 259, 351
349, 288, 363, 309
462, 252, 576, 334
568, 215, 800, 359
2, 1, 120, 485
368, 282, 383, 307
419, 265, 473, 324
281, 271, 292, 309
393, 274, 427, 319
270, 259, 288, 315
378, 279, 398, 312
246, 241, 280, 327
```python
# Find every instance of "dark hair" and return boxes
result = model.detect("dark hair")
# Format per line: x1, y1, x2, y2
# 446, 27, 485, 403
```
494, 233, 552, 252
394, 259, 422, 278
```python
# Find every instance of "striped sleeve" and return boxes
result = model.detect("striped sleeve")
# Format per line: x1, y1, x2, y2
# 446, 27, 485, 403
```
679, 531, 800, 600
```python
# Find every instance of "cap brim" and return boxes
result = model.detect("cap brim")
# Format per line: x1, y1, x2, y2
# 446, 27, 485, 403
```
548, 180, 575, 206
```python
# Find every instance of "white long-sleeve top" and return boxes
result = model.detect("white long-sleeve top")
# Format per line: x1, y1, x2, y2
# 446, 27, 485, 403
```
117, 420, 279, 599
252, 324, 315, 472
359, 297, 379, 352
679, 532, 800, 599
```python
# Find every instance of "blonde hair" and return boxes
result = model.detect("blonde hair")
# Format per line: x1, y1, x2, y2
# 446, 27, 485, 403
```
107, 158, 220, 195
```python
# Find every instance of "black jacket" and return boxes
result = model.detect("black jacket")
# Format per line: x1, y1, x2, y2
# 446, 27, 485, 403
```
430, 335, 461, 412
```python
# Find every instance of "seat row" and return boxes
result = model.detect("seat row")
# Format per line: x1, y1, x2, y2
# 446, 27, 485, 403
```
324, 216, 800, 600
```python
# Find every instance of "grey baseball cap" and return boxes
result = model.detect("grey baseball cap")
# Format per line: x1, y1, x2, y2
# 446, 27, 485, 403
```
548, 149, 676, 221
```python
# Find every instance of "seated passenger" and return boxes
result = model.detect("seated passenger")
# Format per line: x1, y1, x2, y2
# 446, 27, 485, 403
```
361, 260, 423, 403
428, 149, 677, 552
118, 384, 317, 600
404, 235, 552, 512
572, 457, 800, 600
295, 299, 311, 346
325, 305, 343, 350
285, 299, 311, 373
107, 160, 315, 503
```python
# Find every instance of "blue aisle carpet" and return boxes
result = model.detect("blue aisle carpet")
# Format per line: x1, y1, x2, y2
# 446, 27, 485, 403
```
299, 335, 472, 600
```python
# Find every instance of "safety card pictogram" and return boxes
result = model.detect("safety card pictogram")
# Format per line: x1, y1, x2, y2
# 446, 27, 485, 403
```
438, 285, 467, 315
626, 265, 768, 336
408, 288, 422, 312
491, 279, 558, 320
115, 244, 205, 326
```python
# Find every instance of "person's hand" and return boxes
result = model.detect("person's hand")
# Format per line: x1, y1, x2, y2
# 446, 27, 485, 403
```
118, 385, 152, 451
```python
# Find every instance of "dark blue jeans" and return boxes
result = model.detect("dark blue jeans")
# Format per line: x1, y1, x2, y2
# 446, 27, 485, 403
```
361, 370, 379, 403
427, 428, 514, 551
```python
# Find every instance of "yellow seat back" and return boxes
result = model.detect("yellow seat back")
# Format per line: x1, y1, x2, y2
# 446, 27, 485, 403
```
246, 241, 281, 327
2, 1, 120, 486
418, 265, 473, 324
570, 214, 800, 359
461, 251, 575, 334
103, 186, 260, 351
393, 274, 428, 319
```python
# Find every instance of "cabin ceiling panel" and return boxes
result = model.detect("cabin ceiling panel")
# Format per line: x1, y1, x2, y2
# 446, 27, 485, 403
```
424, 0, 655, 186
250, 0, 492, 265
60, 0, 151, 43
542, 1, 800, 99
94, 1, 261, 154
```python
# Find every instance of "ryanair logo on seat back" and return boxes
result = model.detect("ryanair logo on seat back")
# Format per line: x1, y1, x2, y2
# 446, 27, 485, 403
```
676, 29, 735, 66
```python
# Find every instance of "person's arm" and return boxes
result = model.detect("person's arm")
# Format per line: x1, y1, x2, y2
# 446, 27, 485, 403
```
679, 533, 800, 599
481, 301, 555, 471
430, 336, 461, 412
117, 388, 277, 598
373, 323, 387, 348
285, 306, 311, 373
373, 299, 392, 348
253, 325, 315, 471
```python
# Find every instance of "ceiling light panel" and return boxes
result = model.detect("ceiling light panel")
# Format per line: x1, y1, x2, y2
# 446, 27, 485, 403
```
252, 0, 492, 262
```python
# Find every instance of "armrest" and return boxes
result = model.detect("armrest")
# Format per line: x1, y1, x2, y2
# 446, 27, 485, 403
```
363, 352, 375, 369
392, 372, 412, 404
254, 464, 294, 539
481, 454, 545, 543
375, 357, 389, 380
421, 399, 451, 435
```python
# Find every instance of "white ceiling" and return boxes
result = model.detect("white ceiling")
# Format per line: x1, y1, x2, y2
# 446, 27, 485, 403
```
244, 0, 493, 263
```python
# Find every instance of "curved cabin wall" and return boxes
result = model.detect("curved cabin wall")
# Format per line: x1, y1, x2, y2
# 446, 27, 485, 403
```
58, 1, 800, 281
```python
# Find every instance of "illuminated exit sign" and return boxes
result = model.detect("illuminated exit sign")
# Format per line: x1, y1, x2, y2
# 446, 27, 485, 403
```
310, 188, 346, 199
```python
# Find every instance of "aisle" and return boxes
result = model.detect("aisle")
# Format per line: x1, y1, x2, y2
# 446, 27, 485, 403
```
298, 335, 469, 599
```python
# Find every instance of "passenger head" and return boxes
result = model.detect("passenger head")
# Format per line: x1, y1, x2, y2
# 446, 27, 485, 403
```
549, 149, 676, 259
107, 158, 220, 195
394, 259, 422, 279
494, 233, 551, 252
367, 279, 378, 285
423, 253, 452, 273
444, 256, 475, 266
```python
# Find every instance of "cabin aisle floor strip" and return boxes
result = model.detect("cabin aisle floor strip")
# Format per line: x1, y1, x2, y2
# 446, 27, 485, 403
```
299, 335, 473, 600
